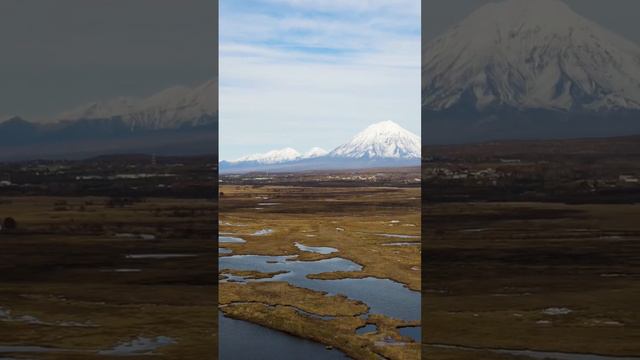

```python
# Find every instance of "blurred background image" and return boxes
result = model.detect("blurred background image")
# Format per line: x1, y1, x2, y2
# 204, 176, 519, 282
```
422, 0, 640, 358
0, 1, 218, 358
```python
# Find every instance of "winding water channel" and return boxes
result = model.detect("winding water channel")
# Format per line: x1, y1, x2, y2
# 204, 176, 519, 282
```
218, 236, 420, 360
219, 254, 420, 321
218, 235, 421, 359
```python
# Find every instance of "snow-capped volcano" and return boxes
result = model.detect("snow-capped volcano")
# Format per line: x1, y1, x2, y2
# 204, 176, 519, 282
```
227, 146, 329, 166
232, 147, 301, 164
220, 121, 420, 173
303, 147, 329, 159
329, 121, 420, 159
55, 79, 217, 130
423, 0, 640, 112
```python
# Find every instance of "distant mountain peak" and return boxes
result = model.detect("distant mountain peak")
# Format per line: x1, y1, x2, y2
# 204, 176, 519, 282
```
303, 147, 328, 159
54, 79, 217, 130
226, 121, 421, 163
2, 115, 28, 124
329, 120, 421, 159
232, 147, 301, 164
220, 121, 420, 173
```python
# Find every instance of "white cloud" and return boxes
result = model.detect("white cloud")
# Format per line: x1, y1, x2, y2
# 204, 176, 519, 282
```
259, 0, 420, 16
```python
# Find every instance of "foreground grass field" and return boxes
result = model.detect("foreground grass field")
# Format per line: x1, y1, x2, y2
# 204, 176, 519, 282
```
0, 196, 217, 359
219, 184, 421, 359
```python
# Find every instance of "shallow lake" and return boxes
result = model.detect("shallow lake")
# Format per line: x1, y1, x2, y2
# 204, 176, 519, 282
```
294, 242, 338, 254
398, 326, 421, 342
219, 312, 350, 360
219, 254, 420, 320
356, 324, 377, 335
219, 236, 246, 244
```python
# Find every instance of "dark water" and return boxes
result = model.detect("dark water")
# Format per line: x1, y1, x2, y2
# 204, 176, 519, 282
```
219, 312, 350, 360
355, 324, 377, 335
219, 254, 420, 320
219, 250, 421, 358
398, 326, 421, 342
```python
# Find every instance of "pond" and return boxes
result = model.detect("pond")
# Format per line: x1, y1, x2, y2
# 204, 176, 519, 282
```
356, 324, 377, 335
398, 326, 421, 342
219, 236, 246, 244
219, 312, 350, 360
294, 242, 338, 254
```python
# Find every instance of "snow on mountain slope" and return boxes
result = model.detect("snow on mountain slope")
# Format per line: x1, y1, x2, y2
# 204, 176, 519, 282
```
231, 147, 301, 164
329, 121, 421, 159
423, 0, 640, 112
56, 79, 217, 130
303, 147, 328, 159
220, 121, 420, 172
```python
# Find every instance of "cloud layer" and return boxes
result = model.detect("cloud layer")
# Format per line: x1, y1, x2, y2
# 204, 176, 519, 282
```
220, 0, 420, 160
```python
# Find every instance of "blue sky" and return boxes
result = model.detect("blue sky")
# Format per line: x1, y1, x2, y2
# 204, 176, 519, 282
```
219, 0, 421, 160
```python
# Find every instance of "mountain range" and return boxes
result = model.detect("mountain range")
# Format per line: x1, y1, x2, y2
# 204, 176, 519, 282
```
220, 121, 421, 173
0, 80, 217, 161
422, 0, 640, 144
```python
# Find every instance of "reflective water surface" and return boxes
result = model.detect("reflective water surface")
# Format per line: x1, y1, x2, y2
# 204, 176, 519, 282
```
219, 312, 350, 360
219, 254, 420, 320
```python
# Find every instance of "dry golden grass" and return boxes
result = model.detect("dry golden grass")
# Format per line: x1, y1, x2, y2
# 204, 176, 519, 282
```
0, 196, 217, 359
219, 185, 421, 291
220, 281, 368, 316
